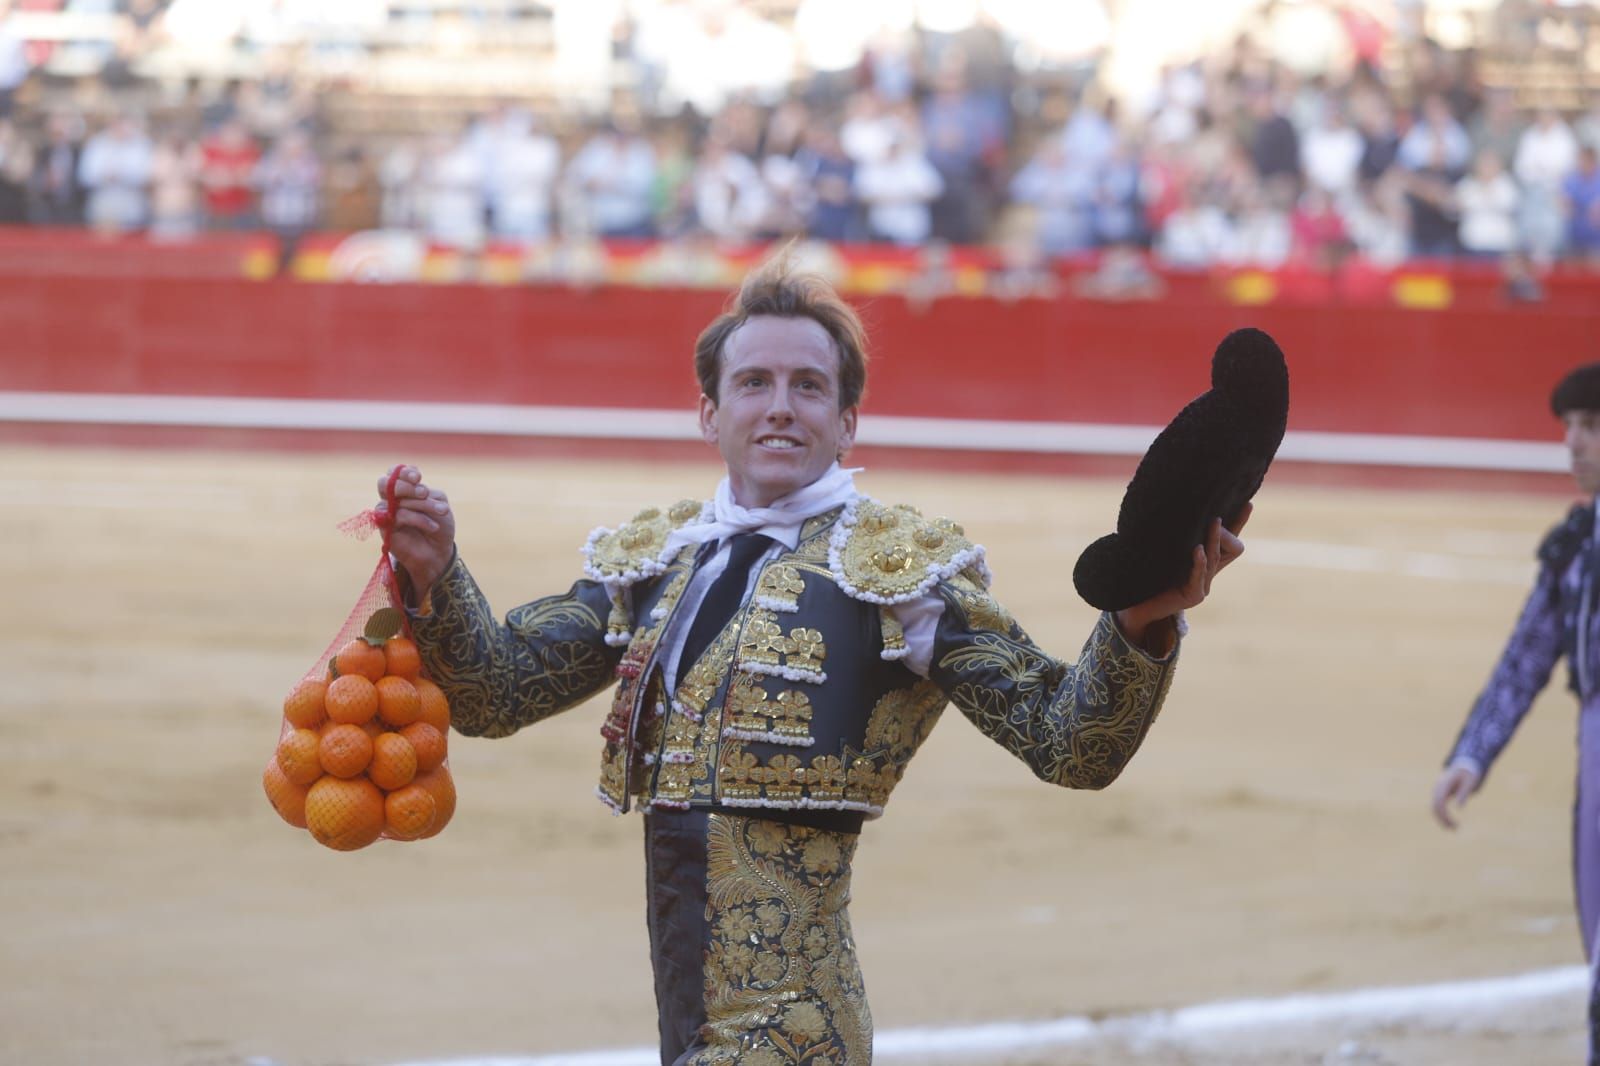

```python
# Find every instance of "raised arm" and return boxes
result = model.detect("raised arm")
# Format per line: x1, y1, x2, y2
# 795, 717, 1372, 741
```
928, 512, 1246, 789
376, 465, 623, 738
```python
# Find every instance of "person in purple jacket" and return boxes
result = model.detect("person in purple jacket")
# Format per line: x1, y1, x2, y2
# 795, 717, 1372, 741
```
1432, 360, 1600, 1061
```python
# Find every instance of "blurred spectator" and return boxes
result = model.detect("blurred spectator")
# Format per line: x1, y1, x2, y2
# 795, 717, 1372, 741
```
0, 118, 31, 222
1566, 146, 1600, 267
1515, 108, 1579, 262
378, 139, 422, 231
921, 59, 999, 244
1289, 186, 1349, 268
30, 113, 83, 225
855, 130, 942, 246
1247, 87, 1300, 185
256, 129, 321, 272
1009, 137, 1094, 257
78, 115, 154, 233
1469, 89, 1524, 168
1227, 174, 1294, 267
1060, 93, 1115, 176
1343, 181, 1409, 267
1157, 182, 1234, 268
1300, 100, 1363, 197
323, 146, 381, 233
1399, 135, 1462, 258
483, 109, 560, 242
563, 120, 657, 239
1398, 94, 1471, 173
1353, 93, 1401, 183
692, 133, 768, 242
0, 0, 29, 120
200, 119, 260, 229
649, 125, 695, 238
839, 91, 902, 167
147, 131, 202, 241
422, 127, 486, 252
1091, 135, 1144, 247
793, 123, 857, 242
1454, 150, 1519, 259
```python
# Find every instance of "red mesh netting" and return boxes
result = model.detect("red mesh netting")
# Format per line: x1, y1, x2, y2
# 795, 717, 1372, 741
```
262, 468, 456, 850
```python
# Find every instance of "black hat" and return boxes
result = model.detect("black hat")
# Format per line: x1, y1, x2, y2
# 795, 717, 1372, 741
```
1552, 363, 1600, 416
1072, 328, 1290, 612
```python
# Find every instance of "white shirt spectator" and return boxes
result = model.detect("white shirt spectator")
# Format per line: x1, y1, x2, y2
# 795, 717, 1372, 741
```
564, 130, 657, 237
79, 119, 154, 231
1301, 115, 1365, 196
1515, 114, 1580, 190
423, 133, 486, 252
1455, 167, 1519, 254
491, 124, 561, 241
693, 146, 770, 241
854, 140, 943, 245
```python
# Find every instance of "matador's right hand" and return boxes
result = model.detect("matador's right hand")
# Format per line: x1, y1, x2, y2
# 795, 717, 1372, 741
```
375, 464, 456, 597
1430, 763, 1481, 830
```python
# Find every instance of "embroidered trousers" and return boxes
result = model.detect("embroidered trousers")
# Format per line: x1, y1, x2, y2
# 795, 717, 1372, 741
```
644, 809, 873, 1065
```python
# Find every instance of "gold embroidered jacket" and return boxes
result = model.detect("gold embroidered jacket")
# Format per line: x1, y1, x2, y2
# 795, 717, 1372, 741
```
410, 497, 1181, 822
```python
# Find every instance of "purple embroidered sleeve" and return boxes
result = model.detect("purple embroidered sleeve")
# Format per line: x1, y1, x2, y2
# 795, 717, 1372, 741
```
1447, 567, 1567, 776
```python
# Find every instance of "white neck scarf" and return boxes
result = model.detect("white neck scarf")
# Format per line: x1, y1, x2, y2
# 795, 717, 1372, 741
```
663, 463, 861, 559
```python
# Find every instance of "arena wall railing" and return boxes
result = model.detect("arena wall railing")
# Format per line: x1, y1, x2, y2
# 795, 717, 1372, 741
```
0, 231, 1593, 479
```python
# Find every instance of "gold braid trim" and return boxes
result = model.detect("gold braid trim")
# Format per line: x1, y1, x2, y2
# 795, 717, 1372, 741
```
582, 499, 706, 588
828, 498, 991, 605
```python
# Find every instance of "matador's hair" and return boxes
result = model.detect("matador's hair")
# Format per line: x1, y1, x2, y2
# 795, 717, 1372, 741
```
694, 247, 868, 411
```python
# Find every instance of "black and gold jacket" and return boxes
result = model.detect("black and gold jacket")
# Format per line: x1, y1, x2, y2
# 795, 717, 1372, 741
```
410, 497, 1181, 823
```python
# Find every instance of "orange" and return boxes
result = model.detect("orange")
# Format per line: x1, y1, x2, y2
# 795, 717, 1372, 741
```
262, 758, 310, 829
400, 722, 447, 773
383, 783, 437, 840
369, 732, 418, 791
414, 678, 451, 733
275, 727, 324, 786
305, 776, 385, 851
318, 722, 374, 779
383, 636, 422, 681
413, 767, 456, 838
359, 718, 384, 740
375, 675, 421, 728
334, 638, 386, 683
325, 674, 378, 725
282, 678, 328, 730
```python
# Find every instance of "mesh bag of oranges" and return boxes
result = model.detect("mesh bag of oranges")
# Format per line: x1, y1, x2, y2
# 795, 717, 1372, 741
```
262, 472, 456, 850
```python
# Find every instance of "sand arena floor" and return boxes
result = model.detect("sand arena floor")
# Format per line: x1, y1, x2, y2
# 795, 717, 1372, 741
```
2, 445, 1591, 1065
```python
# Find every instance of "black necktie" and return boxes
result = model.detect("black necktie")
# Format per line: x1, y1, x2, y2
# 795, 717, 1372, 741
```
675, 533, 771, 687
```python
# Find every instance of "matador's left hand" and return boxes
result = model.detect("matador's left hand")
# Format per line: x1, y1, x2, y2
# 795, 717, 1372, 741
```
1114, 503, 1251, 650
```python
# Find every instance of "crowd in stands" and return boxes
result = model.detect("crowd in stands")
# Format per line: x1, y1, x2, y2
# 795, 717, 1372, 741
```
1, 1, 1598, 281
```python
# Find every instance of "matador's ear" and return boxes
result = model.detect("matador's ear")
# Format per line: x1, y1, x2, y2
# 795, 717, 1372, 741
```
1072, 328, 1290, 611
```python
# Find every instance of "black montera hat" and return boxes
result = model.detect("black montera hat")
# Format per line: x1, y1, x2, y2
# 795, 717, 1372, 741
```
1551, 363, 1600, 416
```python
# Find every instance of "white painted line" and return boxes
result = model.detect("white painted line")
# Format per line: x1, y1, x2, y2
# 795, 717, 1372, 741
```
0, 391, 1570, 473
381, 966, 1587, 1066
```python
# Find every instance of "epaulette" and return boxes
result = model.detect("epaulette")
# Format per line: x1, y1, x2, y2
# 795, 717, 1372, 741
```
828, 497, 990, 605
583, 499, 708, 589
1537, 502, 1595, 573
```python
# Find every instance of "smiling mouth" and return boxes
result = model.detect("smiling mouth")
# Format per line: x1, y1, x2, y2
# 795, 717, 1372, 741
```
757, 437, 801, 450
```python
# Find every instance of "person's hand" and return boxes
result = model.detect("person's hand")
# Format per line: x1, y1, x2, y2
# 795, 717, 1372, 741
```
1431, 763, 1482, 830
375, 465, 456, 597
1114, 503, 1251, 648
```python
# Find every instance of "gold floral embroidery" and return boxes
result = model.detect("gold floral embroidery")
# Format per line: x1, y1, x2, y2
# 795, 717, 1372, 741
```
690, 814, 870, 1066
755, 563, 806, 611
834, 500, 979, 601
726, 677, 815, 744
418, 559, 616, 740
786, 628, 826, 674
740, 612, 791, 665
938, 611, 1174, 790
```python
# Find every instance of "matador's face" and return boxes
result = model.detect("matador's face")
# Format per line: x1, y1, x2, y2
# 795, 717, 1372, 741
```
1564, 409, 1600, 497
699, 315, 857, 508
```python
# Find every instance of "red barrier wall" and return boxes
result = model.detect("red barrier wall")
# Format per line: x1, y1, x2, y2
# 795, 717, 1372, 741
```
4, 274, 1598, 443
